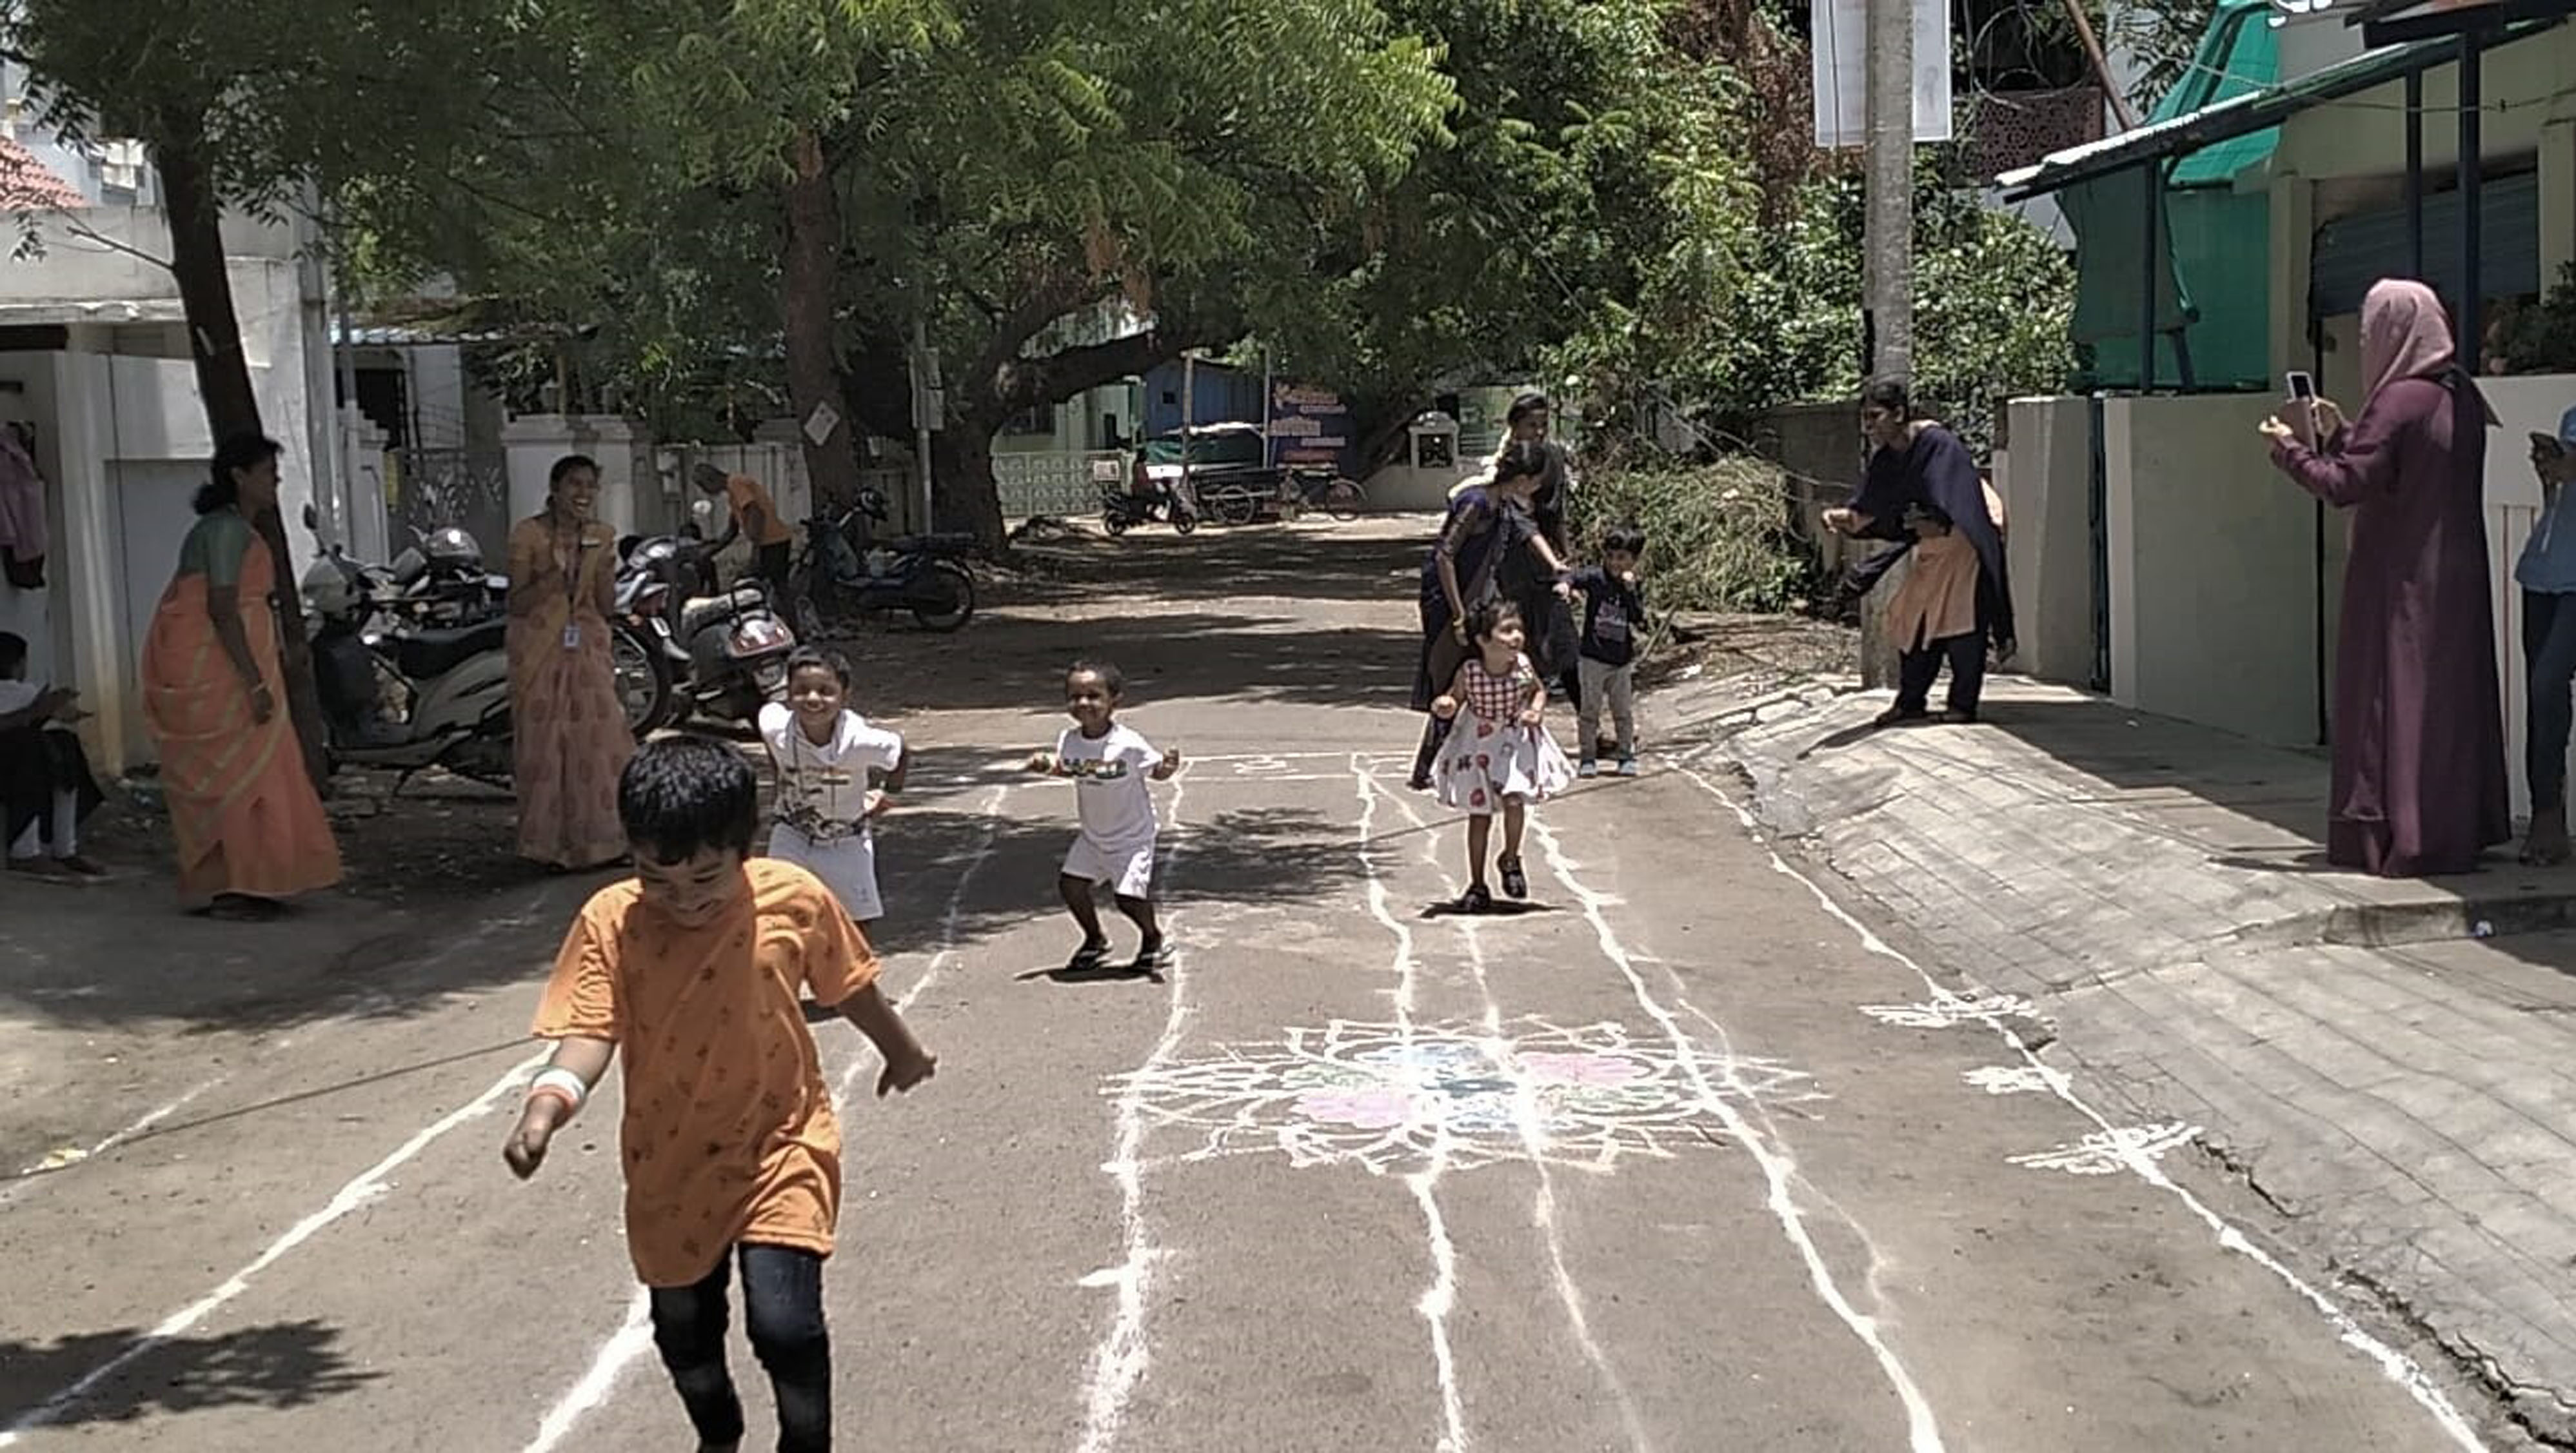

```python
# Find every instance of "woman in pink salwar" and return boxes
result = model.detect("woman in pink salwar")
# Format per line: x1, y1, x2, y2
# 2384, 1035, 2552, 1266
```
2261, 279, 2510, 876
505, 455, 633, 869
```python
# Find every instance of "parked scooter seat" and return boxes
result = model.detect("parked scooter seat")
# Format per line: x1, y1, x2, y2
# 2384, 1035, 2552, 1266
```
886, 532, 978, 554
395, 617, 508, 681
679, 585, 771, 635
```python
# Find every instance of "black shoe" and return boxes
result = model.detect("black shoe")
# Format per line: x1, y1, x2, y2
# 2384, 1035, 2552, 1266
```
1408, 772, 1434, 793
1498, 855, 1528, 900
1460, 883, 1494, 914
1066, 938, 1113, 973
1129, 939, 1171, 975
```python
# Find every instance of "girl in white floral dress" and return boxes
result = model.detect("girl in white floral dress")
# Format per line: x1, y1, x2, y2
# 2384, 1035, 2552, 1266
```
1431, 598, 1574, 910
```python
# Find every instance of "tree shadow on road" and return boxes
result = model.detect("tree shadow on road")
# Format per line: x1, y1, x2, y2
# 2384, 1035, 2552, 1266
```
826, 610, 1420, 718
0, 1319, 379, 1433
864, 800, 1369, 967
1000, 521, 1428, 608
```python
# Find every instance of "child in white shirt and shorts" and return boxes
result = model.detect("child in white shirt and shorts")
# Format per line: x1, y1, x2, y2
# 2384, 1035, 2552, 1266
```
1025, 660, 1182, 975
760, 647, 907, 931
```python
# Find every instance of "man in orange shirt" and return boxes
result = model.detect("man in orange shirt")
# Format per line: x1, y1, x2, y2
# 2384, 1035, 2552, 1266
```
503, 735, 936, 1452
695, 462, 797, 592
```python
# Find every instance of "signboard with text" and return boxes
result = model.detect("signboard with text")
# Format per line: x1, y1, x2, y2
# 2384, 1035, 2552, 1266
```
1269, 383, 1354, 474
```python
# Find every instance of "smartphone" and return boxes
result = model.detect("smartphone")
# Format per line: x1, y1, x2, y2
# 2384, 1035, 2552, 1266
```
2286, 371, 2315, 401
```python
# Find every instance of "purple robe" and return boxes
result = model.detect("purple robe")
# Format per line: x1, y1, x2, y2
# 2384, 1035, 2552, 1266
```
2271, 374, 2510, 875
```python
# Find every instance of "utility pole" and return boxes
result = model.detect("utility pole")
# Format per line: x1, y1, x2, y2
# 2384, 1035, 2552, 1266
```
1862, 0, 1915, 386
910, 311, 938, 534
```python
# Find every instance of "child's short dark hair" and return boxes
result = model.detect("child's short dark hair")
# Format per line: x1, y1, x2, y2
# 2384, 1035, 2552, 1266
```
1464, 597, 1523, 646
786, 646, 853, 691
619, 736, 760, 864
1602, 523, 1647, 557
1067, 660, 1125, 698
0, 631, 24, 677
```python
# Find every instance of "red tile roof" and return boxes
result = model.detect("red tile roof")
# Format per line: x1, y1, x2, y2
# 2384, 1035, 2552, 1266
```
0, 135, 86, 210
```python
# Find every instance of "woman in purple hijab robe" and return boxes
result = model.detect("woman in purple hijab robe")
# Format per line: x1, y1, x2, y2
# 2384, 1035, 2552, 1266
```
2261, 279, 2510, 876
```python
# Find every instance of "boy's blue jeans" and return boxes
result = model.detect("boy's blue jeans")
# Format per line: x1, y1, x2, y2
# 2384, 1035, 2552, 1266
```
651, 1241, 832, 1451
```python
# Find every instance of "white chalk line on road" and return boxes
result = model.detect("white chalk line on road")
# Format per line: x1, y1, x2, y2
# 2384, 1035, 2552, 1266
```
1354, 760, 1471, 1452
1529, 818, 1950, 1453
0, 1048, 547, 1444
1380, 775, 1658, 1453
1071, 773, 1197, 1453
520, 784, 1015, 1453
0, 895, 597, 1439
1390, 776, 1659, 1451
1668, 761, 2494, 1453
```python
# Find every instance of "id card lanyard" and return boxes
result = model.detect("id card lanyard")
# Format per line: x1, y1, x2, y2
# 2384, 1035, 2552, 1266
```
559, 525, 589, 650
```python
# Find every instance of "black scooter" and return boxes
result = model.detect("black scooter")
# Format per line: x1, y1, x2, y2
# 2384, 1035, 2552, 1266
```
786, 489, 978, 637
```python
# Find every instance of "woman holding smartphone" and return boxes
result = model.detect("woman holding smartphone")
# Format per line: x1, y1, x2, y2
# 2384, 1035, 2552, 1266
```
2517, 408, 2576, 864
2259, 279, 2510, 877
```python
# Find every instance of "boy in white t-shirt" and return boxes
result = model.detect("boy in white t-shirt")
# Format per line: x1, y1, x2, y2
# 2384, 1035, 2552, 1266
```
1025, 660, 1182, 974
758, 646, 907, 932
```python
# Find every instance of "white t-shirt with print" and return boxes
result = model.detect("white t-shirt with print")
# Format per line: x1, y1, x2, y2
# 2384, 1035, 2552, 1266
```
760, 703, 904, 828
1055, 722, 1161, 848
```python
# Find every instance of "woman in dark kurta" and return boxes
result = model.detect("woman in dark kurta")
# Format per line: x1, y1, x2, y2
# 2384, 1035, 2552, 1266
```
1409, 444, 1567, 789
2262, 279, 2510, 876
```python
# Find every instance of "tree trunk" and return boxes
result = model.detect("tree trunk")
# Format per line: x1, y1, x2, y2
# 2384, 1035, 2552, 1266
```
155, 119, 332, 793
783, 131, 861, 513
930, 420, 1008, 555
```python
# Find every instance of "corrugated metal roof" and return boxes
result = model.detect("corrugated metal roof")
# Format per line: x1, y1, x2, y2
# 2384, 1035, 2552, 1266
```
1994, 23, 2553, 199
2159, 1, 2281, 188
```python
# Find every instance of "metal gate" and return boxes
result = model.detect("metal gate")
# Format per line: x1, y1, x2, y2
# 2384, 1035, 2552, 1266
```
388, 447, 512, 566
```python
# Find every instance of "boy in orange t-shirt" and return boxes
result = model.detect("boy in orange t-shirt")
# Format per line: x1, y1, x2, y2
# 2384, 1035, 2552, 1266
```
503, 735, 936, 1453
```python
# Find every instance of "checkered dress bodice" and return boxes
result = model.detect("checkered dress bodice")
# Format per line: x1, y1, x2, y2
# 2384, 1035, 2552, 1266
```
1462, 655, 1533, 722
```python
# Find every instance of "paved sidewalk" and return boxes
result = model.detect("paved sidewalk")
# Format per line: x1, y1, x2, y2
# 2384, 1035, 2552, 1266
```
1689, 676, 2576, 1440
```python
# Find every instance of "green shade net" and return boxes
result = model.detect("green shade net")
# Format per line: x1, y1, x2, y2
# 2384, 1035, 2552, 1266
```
2065, 0, 2279, 390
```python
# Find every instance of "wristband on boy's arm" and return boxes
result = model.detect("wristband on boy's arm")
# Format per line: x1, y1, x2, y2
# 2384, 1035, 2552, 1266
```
526, 1067, 590, 1118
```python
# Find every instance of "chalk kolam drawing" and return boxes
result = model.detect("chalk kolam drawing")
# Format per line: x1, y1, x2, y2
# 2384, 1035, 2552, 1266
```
2008, 1122, 2202, 1176
1104, 1016, 1828, 1176
1859, 993, 2037, 1030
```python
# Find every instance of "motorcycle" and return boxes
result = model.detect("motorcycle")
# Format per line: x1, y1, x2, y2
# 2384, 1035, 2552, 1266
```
619, 532, 798, 728
297, 506, 514, 787
786, 488, 977, 637
1098, 456, 1198, 537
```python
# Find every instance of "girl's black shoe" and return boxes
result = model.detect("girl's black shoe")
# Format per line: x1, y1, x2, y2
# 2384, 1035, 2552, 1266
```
1460, 883, 1494, 914
1498, 855, 1528, 900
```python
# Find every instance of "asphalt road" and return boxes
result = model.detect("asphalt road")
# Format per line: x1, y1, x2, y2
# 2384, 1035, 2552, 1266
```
0, 519, 2523, 1452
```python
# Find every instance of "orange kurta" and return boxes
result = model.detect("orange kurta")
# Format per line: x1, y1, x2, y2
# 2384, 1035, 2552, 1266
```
532, 858, 878, 1287
139, 531, 342, 904
506, 515, 633, 867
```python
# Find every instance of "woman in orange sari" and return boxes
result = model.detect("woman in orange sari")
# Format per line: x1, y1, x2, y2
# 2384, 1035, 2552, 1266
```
140, 433, 343, 920
506, 455, 633, 869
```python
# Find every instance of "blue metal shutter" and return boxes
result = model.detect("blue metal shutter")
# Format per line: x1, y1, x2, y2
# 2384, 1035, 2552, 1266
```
2309, 170, 2539, 319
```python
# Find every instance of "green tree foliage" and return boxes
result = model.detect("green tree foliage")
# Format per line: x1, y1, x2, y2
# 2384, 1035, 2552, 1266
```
1570, 161, 2077, 461
1251, 0, 1761, 467
2, 0, 530, 783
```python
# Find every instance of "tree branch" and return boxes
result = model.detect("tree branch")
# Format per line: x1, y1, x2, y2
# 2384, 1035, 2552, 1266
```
996, 309, 1243, 420
55, 214, 174, 272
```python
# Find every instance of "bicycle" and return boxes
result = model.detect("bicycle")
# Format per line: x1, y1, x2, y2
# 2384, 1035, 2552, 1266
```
1282, 467, 1367, 522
